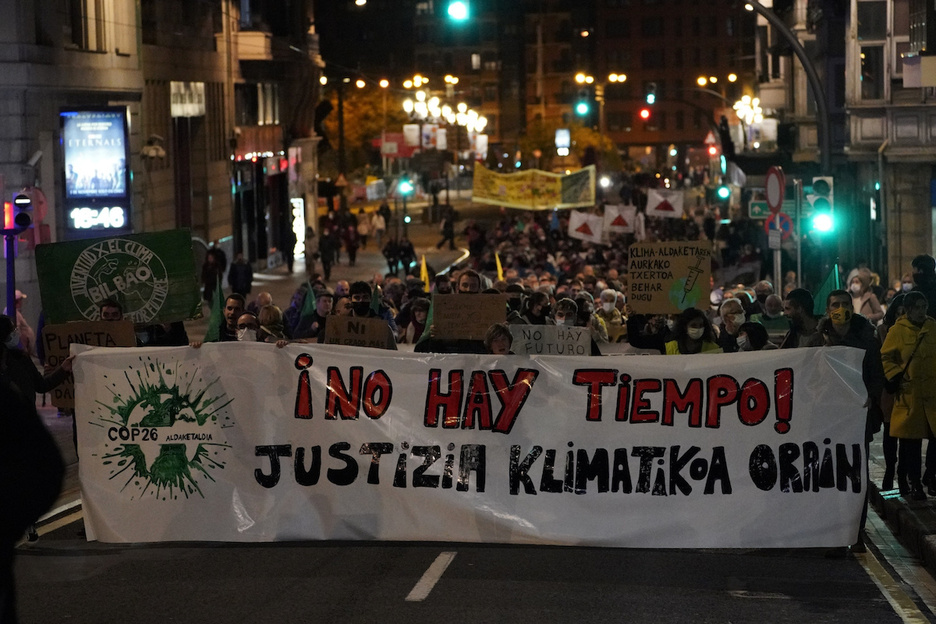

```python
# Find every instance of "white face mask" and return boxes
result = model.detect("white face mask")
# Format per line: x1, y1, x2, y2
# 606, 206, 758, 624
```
737, 335, 750, 350
602, 302, 614, 313
237, 328, 257, 342
4, 329, 20, 348
687, 327, 705, 340
553, 316, 573, 326
849, 283, 862, 295
724, 312, 745, 326
666, 319, 676, 331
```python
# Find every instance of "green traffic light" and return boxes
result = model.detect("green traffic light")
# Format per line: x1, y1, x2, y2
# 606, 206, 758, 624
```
447, 1, 469, 20
716, 186, 730, 200
575, 102, 590, 115
399, 180, 413, 194
812, 213, 834, 232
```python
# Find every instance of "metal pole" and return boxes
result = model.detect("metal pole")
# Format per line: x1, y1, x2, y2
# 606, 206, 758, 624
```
5, 235, 15, 317
744, 1, 831, 174
773, 212, 782, 297
794, 178, 803, 288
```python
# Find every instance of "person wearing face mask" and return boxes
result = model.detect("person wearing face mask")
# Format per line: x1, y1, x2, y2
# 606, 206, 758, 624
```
596, 288, 624, 333
658, 308, 721, 355
817, 289, 884, 552
0, 315, 73, 404
348, 281, 398, 335
848, 269, 883, 323
750, 294, 791, 346
716, 298, 746, 353
882, 291, 936, 502
910, 254, 936, 319
553, 298, 602, 355
574, 293, 608, 344
235, 313, 260, 342
735, 322, 775, 351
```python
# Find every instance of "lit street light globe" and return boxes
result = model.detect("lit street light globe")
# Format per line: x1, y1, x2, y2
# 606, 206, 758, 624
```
448, 1, 469, 20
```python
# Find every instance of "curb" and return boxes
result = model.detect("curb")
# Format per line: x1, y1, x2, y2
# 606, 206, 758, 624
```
870, 483, 936, 568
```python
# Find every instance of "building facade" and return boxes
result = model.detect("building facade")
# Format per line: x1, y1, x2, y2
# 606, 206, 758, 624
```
0, 0, 322, 311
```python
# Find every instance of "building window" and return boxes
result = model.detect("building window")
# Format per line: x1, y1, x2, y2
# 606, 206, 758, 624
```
641, 17, 664, 37
860, 45, 885, 99
483, 83, 498, 102
471, 53, 481, 70
65, 0, 106, 51
675, 110, 685, 130
606, 19, 630, 38
857, 1, 887, 40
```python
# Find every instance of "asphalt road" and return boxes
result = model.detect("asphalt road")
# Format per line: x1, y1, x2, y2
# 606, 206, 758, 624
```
12, 525, 929, 624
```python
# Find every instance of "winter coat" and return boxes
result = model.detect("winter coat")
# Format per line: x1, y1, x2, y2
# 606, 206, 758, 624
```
881, 316, 936, 438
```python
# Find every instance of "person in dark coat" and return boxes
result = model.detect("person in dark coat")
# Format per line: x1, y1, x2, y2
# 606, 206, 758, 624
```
318, 228, 338, 281
818, 289, 884, 552
227, 252, 253, 297
383, 238, 400, 275
0, 380, 64, 624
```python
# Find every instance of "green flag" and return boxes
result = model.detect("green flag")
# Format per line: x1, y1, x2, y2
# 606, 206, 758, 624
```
370, 283, 381, 315
298, 282, 316, 321
203, 279, 225, 342
416, 297, 434, 345
34, 229, 202, 324
813, 263, 841, 316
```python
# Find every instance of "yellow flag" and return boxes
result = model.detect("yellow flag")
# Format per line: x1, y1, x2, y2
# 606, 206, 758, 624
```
495, 252, 504, 282
420, 255, 431, 293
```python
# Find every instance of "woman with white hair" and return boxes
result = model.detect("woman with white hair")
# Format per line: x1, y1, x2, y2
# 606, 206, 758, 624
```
596, 288, 624, 330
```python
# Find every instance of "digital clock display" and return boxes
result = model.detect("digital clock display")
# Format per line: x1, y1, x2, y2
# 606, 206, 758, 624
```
69, 206, 127, 230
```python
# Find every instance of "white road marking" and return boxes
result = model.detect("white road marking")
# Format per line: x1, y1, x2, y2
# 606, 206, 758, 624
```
405, 551, 457, 602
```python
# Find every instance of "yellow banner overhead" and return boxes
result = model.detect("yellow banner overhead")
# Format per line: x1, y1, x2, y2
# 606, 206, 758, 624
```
471, 165, 596, 210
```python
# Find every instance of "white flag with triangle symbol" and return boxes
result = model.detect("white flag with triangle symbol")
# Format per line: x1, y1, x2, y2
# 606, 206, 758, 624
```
646, 188, 685, 219
604, 204, 636, 233
568, 210, 603, 244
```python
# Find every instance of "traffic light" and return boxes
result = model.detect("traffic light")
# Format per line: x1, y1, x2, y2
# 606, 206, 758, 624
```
447, 1, 469, 21
399, 179, 414, 194
575, 89, 591, 116
716, 185, 731, 201
645, 82, 657, 105
2, 191, 32, 234
808, 176, 834, 233
639, 107, 651, 120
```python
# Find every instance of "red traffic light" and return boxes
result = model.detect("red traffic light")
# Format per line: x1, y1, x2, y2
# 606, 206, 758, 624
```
708, 145, 718, 156
639, 108, 651, 120
3, 202, 12, 230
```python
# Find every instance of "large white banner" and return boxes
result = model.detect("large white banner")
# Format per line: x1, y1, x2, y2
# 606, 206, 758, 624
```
73, 344, 867, 547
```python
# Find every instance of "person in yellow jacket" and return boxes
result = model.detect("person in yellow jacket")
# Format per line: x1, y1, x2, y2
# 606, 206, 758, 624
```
881, 291, 936, 500
665, 308, 723, 355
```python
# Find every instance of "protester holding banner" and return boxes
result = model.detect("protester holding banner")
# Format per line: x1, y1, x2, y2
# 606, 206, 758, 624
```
881, 291, 936, 500
716, 298, 746, 354
596, 289, 624, 331
349, 281, 398, 335
736, 322, 776, 352
780, 289, 822, 349
483, 322, 513, 354
0, 315, 73, 400
257, 305, 287, 342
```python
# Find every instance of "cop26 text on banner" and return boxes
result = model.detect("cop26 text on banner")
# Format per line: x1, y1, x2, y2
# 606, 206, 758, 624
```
73, 345, 866, 547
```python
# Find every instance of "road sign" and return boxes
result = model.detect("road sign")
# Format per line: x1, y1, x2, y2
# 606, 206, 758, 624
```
703, 131, 717, 145
768, 229, 781, 250
764, 212, 793, 241
749, 201, 770, 219
766, 166, 785, 214
335, 173, 348, 187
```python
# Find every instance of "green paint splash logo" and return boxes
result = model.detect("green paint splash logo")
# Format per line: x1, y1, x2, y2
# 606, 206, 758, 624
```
89, 355, 235, 501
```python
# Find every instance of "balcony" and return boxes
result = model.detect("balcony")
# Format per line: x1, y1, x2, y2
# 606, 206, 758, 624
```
235, 31, 273, 61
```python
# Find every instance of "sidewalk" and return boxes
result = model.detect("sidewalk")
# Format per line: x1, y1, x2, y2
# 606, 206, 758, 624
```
35, 207, 470, 525
868, 437, 936, 568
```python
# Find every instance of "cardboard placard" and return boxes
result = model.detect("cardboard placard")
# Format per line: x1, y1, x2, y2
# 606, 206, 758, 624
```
627, 241, 712, 315
43, 320, 136, 408
323, 316, 397, 350
431, 294, 507, 341
509, 324, 591, 356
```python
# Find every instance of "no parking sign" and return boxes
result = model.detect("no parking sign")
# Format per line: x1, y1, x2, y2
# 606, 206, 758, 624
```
764, 212, 793, 240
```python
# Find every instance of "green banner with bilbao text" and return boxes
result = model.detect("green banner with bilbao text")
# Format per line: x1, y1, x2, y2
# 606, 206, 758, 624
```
35, 229, 202, 325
